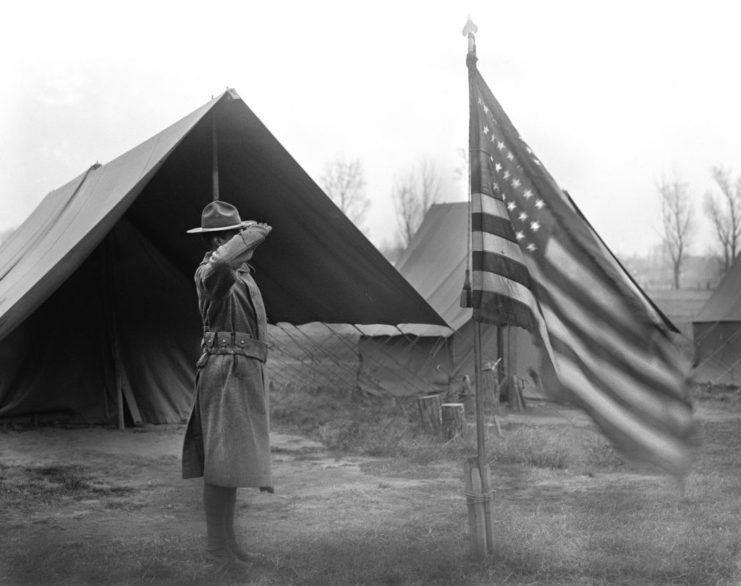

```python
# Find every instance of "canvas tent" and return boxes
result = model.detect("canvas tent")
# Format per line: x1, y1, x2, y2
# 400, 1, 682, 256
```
692, 257, 741, 385
357, 202, 547, 398
0, 89, 445, 424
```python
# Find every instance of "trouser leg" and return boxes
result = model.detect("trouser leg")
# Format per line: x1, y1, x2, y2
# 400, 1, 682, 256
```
203, 482, 233, 558
225, 488, 237, 548
225, 488, 252, 561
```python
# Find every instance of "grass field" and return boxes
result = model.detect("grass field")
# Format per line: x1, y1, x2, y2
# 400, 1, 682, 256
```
1, 386, 740, 585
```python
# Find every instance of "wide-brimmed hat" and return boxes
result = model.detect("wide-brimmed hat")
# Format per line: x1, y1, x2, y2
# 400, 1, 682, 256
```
186, 201, 253, 234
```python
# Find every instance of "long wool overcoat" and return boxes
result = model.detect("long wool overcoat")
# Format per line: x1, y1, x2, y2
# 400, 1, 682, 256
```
182, 232, 271, 488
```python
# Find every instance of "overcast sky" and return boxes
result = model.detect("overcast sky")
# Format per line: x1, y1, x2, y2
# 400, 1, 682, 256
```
3, 0, 741, 256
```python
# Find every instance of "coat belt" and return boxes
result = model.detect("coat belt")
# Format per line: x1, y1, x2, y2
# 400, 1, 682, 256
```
202, 331, 268, 363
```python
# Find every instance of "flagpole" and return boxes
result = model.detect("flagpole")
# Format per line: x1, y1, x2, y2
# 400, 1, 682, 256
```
211, 111, 220, 201
473, 320, 488, 466
463, 16, 495, 556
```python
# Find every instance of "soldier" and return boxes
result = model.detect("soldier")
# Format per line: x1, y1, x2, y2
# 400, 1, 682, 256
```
182, 200, 273, 569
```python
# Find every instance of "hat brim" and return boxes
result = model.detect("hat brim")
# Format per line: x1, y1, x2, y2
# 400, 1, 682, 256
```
186, 220, 253, 234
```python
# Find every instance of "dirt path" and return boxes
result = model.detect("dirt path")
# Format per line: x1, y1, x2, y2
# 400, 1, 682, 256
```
0, 426, 389, 538
0, 425, 463, 584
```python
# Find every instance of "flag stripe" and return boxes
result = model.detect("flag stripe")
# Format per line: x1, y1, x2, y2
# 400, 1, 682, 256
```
531, 255, 649, 350
542, 304, 693, 431
472, 213, 516, 242
472, 270, 539, 312
551, 337, 693, 442
472, 291, 540, 331
472, 192, 508, 217
480, 232, 528, 263
538, 243, 686, 372
539, 280, 684, 399
543, 238, 637, 331
472, 251, 532, 289
556, 357, 692, 475
531, 256, 682, 379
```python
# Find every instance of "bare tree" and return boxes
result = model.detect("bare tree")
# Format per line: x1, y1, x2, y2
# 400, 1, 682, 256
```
658, 176, 693, 290
319, 155, 370, 230
392, 157, 441, 248
704, 165, 741, 273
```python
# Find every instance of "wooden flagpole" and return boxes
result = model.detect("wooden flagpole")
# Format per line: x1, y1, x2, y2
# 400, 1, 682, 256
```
474, 320, 495, 553
462, 16, 495, 557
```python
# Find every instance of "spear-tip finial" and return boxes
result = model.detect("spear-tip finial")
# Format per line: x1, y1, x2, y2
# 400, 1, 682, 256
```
462, 16, 478, 55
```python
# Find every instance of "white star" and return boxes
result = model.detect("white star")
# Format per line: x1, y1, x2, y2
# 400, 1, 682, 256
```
490, 134, 496, 143
478, 97, 483, 105
495, 162, 503, 173
512, 178, 521, 189
483, 126, 490, 135
492, 181, 500, 192
497, 140, 505, 151
503, 170, 510, 180
515, 231, 525, 241
526, 243, 537, 252
518, 211, 528, 221
530, 221, 540, 232
507, 151, 515, 161
523, 189, 533, 199
483, 105, 489, 114
535, 199, 544, 209
507, 201, 517, 211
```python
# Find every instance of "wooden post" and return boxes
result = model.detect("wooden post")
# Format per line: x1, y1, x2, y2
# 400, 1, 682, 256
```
460, 375, 475, 417
479, 461, 494, 553
441, 403, 465, 440
417, 394, 442, 435
473, 321, 495, 554
482, 361, 500, 411
509, 377, 525, 412
464, 457, 487, 558
483, 360, 503, 436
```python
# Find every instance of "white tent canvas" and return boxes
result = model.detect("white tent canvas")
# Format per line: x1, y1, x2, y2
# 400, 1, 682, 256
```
692, 255, 741, 385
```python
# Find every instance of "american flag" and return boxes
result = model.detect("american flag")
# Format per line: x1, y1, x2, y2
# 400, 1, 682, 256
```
466, 54, 696, 477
